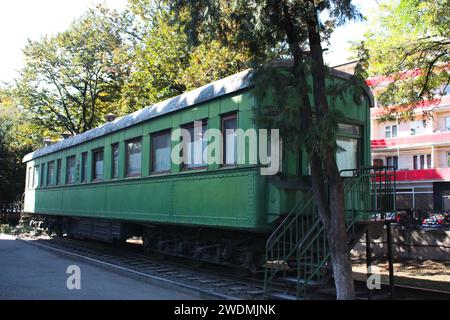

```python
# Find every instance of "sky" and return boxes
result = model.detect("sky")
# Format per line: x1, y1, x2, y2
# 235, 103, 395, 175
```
0, 0, 127, 84
0, 0, 379, 84
324, 0, 380, 66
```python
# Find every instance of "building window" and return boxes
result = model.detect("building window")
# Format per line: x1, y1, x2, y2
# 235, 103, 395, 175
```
126, 138, 142, 177
385, 125, 397, 138
222, 114, 237, 165
373, 159, 383, 167
151, 131, 171, 173
66, 156, 76, 184
56, 159, 62, 185
81, 152, 88, 183
111, 143, 119, 179
182, 121, 207, 170
93, 149, 104, 181
413, 154, 431, 169
33, 165, 39, 188
447, 153, 450, 167
386, 156, 398, 170
446, 117, 450, 131
410, 120, 424, 135
47, 161, 55, 186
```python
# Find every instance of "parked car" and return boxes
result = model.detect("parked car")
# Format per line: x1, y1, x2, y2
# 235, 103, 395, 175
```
379, 210, 418, 228
421, 212, 450, 229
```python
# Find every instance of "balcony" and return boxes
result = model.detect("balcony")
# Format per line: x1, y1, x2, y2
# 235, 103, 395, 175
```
387, 168, 450, 182
371, 130, 450, 149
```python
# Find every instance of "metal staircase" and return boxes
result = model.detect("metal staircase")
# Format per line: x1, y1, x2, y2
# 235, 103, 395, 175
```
264, 166, 396, 299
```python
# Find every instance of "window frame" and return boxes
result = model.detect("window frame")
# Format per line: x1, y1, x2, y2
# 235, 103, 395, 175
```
386, 156, 398, 170
221, 113, 238, 167
111, 143, 119, 180
92, 148, 104, 182
181, 120, 208, 171
151, 130, 172, 174
27, 166, 33, 189
47, 160, 55, 186
373, 159, 384, 167
384, 124, 397, 138
56, 159, 62, 185
33, 165, 39, 188
125, 137, 142, 178
446, 117, 450, 131
40, 163, 45, 187
80, 152, 88, 183
66, 155, 76, 184
410, 120, 424, 136
413, 154, 431, 170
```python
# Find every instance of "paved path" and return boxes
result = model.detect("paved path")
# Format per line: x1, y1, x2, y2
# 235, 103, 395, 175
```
0, 235, 198, 300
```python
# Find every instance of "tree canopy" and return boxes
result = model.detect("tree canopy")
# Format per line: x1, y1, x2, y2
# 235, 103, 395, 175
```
16, 8, 133, 136
362, 0, 449, 120
0, 86, 44, 202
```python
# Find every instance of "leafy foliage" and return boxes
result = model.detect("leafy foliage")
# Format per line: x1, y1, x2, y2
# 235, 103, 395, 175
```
0, 86, 44, 202
120, 1, 253, 113
16, 8, 133, 135
361, 0, 449, 120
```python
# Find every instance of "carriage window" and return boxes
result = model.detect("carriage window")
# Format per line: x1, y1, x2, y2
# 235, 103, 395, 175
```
81, 152, 88, 183
126, 139, 142, 177
111, 143, 119, 179
40, 164, 45, 186
152, 131, 171, 173
56, 159, 62, 185
33, 165, 39, 188
336, 137, 358, 176
47, 161, 55, 186
27, 167, 33, 188
182, 121, 207, 170
66, 156, 76, 184
222, 114, 237, 165
93, 149, 104, 181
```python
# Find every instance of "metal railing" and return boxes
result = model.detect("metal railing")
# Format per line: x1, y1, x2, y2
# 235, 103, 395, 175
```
264, 166, 396, 299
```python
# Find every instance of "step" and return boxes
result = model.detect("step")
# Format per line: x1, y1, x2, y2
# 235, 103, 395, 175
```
270, 292, 301, 300
280, 276, 325, 287
286, 260, 330, 271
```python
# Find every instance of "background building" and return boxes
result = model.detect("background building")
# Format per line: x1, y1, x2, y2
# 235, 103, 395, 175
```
370, 75, 450, 213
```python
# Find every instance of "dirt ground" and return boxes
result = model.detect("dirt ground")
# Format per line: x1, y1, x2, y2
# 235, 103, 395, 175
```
352, 257, 450, 292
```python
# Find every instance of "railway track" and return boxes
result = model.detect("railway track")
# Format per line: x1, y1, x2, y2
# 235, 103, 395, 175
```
18, 235, 268, 300
17, 235, 450, 300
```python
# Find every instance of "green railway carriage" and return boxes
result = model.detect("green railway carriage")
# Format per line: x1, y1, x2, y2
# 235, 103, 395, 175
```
22, 67, 373, 268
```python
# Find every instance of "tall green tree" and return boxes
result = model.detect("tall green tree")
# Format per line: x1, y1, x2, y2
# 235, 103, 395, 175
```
16, 8, 133, 136
174, 0, 363, 299
362, 0, 449, 119
120, 1, 252, 113
0, 86, 44, 203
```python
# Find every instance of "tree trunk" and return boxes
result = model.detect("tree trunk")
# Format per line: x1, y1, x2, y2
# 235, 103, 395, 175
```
283, 0, 356, 299
327, 169, 355, 300
306, 3, 355, 299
